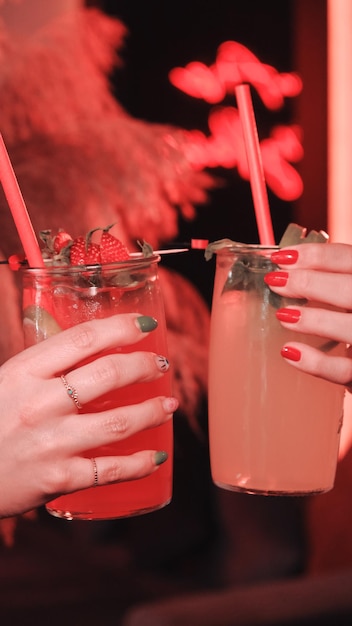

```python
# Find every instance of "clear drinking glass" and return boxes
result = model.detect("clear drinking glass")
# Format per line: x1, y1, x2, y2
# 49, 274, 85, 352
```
208, 243, 346, 495
22, 256, 173, 520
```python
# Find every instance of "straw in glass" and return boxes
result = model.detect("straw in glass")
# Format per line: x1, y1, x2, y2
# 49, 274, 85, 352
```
0, 134, 44, 267
235, 84, 275, 246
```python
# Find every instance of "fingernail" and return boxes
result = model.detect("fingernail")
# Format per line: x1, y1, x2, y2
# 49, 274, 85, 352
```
136, 316, 158, 332
276, 308, 301, 323
271, 249, 299, 265
281, 346, 301, 362
155, 450, 168, 466
264, 271, 289, 287
156, 355, 170, 372
162, 396, 179, 413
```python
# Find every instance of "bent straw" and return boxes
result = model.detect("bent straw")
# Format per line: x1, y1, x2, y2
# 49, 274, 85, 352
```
0, 134, 44, 267
235, 84, 275, 245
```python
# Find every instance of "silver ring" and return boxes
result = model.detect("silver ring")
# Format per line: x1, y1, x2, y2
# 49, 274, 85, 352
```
60, 374, 82, 410
91, 457, 99, 487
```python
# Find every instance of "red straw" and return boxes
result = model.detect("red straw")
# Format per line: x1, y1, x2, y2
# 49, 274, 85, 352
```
0, 134, 44, 267
235, 84, 275, 245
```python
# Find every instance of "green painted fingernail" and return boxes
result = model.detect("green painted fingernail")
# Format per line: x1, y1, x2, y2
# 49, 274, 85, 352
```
136, 316, 158, 332
155, 451, 168, 466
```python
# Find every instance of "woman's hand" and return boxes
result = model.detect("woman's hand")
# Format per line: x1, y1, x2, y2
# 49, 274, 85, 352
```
264, 242, 352, 387
0, 313, 177, 518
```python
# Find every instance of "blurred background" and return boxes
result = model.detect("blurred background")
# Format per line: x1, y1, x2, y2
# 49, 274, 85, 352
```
2, 2, 352, 626
87, 0, 326, 305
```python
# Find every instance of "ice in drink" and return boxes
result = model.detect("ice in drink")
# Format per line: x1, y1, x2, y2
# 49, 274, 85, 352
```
208, 244, 345, 495
22, 257, 173, 519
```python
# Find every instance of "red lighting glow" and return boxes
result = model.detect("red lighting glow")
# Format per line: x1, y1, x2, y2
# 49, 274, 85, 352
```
170, 41, 304, 201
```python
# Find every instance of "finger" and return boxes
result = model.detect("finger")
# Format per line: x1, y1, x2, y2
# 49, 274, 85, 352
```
265, 268, 352, 309
57, 352, 170, 410
15, 314, 158, 377
276, 306, 352, 344
50, 450, 169, 496
55, 396, 177, 454
91, 451, 170, 487
280, 341, 352, 387
272, 242, 352, 272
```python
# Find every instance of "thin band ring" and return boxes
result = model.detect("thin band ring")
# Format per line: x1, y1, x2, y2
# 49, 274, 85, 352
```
91, 457, 99, 487
60, 374, 82, 410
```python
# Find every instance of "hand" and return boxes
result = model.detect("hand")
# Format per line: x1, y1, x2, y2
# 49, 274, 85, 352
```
264, 242, 352, 387
0, 313, 177, 518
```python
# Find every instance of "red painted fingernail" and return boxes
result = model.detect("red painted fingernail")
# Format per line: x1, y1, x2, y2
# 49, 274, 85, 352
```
264, 271, 289, 287
281, 346, 301, 362
276, 308, 301, 323
271, 249, 299, 265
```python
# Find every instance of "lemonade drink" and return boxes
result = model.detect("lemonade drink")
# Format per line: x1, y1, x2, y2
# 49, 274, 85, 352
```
208, 244, 345, 495
22, 256, 173, 520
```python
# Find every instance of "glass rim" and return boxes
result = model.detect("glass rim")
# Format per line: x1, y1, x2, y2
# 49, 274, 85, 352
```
21, 253, 161, 275
214, 243, 280, 254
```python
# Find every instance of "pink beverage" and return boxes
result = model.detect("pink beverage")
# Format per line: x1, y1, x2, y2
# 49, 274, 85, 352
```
22, 256, 173, 520
208, 244, 346, 495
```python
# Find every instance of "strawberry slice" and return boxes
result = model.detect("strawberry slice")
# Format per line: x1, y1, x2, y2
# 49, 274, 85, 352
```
53, 229, 73, 254
70, 233, 101, 266
100, 226, 130, 263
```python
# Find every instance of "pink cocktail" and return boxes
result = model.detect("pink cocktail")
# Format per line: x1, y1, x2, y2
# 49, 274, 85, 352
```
208, 244, 346, 495
22, 256, 173, 520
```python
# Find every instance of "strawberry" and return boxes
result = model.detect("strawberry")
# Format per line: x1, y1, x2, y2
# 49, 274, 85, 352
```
53, 229, 73, 254
100, 225, 130, 263
39, 225, 130, 266
69, 233, 101, 266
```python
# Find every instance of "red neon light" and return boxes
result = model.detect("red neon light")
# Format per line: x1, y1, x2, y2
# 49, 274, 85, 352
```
169, 41, 302, 109
169, 41, 304, 201
181, 108, 303, 201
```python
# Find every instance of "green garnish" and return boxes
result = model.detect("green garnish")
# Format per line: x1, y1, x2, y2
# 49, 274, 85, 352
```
205, 223, 328, 308
137, 240, 154, 257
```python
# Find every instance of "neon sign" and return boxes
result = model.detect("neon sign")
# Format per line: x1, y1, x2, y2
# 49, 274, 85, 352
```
169, 41, 304, 201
